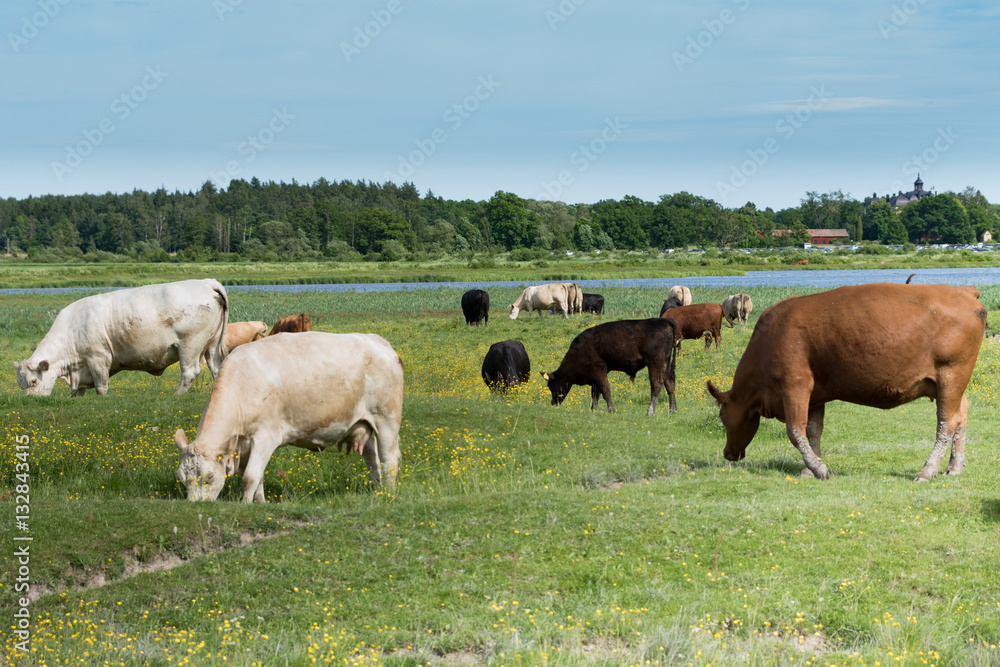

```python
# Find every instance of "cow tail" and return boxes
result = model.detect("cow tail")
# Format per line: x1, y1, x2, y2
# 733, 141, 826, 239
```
208, 280, 229, 365
664, 317, 678, 385
723, 309, 735, 328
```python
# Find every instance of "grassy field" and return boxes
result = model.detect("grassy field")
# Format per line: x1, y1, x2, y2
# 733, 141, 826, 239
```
3, 245, 1000, 289
3, 283, 1000, 665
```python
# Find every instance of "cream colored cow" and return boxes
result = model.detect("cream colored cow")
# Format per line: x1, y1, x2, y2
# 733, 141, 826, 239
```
176, 332, 403, 502
15, 279, 228, 396
509, 283, 570, 319
668, 285, 692, 306
722, 294, 753, 324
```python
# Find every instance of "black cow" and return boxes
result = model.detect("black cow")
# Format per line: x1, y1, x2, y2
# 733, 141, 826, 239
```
581, 293, 605, 315
461, 289, 490, 326
658, 296, 683, 317
542, 319, 678, 416
481, 340, 531, 393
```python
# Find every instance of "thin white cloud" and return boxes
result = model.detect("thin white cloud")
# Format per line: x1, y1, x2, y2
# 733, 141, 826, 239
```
737, 97, 944, 115
956, 6, 1000, 18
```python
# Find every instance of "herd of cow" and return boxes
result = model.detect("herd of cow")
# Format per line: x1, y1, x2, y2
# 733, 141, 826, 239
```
468, 280, 989, 484
472, 283, 754, 411
11, 277, 990, 502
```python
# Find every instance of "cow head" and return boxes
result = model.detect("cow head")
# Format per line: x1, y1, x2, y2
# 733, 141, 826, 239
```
542, 371, 569, 406
509, 304, 520, 320
706, 380, 760, 462
13, 359, 58, 396
174, 429, 230, 501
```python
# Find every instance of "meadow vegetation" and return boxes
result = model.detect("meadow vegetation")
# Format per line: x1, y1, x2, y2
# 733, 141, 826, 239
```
2, 243, 1000, 289
3, 283, 1000, 665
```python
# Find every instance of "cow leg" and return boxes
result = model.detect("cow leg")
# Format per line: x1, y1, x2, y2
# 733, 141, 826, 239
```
203, 341, 224, 380
175, 346, 202, 395
240, 436, 278, 503
647, 364, 678, 416
590, 384, 601, 410
349, 421, 393, 489
88, 363, 111, 396
646, 383, 660, 416
916, 393, 969, 481
784, 390, 829, 480
597, 374, 615, 413
944, 395, 970, 475
646, 366, 663, 416
798, 404, 826, 478
362, 417, 403, 488
372, 417, 402, 488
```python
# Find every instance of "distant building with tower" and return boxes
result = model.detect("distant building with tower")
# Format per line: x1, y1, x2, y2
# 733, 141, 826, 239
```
864, 175, 934, 209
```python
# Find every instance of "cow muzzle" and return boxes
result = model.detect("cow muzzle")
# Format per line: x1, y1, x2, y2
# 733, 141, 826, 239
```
723, 448, 745, 462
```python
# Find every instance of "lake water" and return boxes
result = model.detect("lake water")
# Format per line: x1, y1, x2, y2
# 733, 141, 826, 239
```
3, 267, 1000, 295
229, 267, 1000, 293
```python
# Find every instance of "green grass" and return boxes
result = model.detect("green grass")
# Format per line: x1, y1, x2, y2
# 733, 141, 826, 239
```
3, 245, 1000, 288
3, 284, 1000, 665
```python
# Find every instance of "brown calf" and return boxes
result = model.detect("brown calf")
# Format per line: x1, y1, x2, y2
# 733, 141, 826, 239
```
659, 302, 733, 351
269, 313, 313, 335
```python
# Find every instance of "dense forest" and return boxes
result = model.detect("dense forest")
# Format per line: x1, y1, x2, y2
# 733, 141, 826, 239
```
1, 178, 997, 262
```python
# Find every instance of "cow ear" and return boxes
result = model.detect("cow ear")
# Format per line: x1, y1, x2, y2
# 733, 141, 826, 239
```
174, 429, 189, 453
706, 380, 727, 405
36, 360, 49, 372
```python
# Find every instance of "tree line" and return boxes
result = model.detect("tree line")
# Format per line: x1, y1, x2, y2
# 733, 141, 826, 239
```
1, 178, 997, 262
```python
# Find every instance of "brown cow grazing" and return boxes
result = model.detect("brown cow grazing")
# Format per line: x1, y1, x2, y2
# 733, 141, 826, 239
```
660, 303, 734, 351
269, 313, 313, 335
706, 283, 986, 481
722, 293, 753, 324
542, 318, 678, 416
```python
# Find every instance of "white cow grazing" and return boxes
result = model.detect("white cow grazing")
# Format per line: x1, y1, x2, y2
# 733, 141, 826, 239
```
510, 283, 570, 319
14, 279, 228, 397
175, 332, 404, 503
668, 285, 692, 306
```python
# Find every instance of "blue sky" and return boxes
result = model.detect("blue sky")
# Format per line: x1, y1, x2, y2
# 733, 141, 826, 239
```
2, 0, 997, 210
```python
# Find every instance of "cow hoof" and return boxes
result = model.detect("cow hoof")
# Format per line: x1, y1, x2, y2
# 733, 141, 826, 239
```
803, 465, 830, 480
943, 467, 963, 476
914, 475, 931, 483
